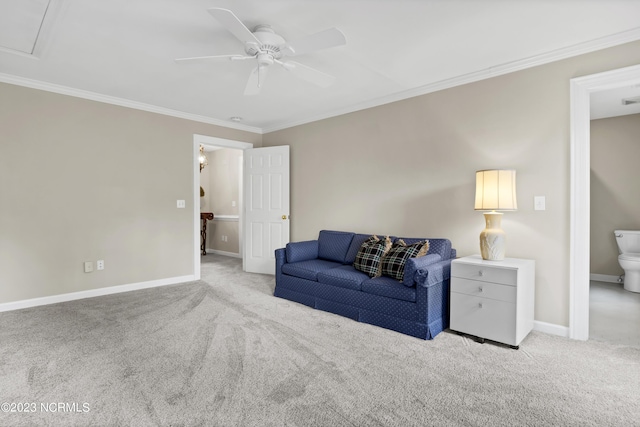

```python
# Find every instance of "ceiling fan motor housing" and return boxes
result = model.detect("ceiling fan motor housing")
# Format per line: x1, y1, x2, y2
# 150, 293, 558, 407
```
245, 25, 286, 60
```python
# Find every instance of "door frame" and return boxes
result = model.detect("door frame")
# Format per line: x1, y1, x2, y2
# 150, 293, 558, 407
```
192, 134, 253, 279
569, 63, 640, 340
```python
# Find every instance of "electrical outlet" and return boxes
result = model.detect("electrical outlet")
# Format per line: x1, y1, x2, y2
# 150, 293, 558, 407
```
534, 196, 546, 211
97, 260, 104, 270
231, 201, 236, 207
84, 261, 94, 273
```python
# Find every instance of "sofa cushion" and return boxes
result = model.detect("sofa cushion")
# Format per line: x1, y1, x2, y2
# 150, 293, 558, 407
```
380, 239, 429, 281
318, 230, 355, 263
362, 276, 417, 302
281, 259, 343, 281
317, 265, 370, 291
345, 233, 372, 264
353, 235, 392, 277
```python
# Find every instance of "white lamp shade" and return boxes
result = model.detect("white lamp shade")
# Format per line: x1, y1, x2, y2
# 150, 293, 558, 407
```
474, 169, 517, 211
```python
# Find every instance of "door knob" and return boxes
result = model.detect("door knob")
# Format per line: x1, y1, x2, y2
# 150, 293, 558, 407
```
282, 215, 287, 220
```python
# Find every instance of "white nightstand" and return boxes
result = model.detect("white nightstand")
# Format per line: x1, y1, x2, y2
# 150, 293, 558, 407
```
450, 255, 535, 349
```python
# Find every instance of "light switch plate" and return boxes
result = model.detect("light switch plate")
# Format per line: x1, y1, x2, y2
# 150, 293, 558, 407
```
84, 261, 93, 273
534, 196, 546, 211
177, 200, 186, 208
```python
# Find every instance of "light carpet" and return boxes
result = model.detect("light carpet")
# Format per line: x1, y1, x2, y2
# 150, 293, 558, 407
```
0, 255, 638, 426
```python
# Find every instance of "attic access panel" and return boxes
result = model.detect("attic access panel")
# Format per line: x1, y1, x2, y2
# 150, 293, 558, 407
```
0, 0, 50, 55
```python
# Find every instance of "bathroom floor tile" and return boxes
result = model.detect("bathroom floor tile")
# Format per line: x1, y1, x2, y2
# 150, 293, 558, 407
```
589, 280, 640, 347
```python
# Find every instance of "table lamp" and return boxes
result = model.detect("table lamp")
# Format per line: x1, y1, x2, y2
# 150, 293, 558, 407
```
474, 169, 517, 261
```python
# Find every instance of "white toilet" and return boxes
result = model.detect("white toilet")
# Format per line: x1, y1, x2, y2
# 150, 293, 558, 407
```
614, 230, 640, 293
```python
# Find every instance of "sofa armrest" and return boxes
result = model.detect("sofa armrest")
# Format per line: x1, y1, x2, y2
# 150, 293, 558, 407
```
414, 259, 452, 288
403, 254, 442, 286
450, 248, 457, 259
275, 248, 287, 284
285, 240, 319, 263
275, 248, 286, 267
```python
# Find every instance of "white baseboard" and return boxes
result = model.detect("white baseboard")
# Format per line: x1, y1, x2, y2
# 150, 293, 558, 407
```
205, 249, 242, 259
0, 271, 575, 341
590, 273, 621, 284
0, 275, 196, 313
533, 320, 570, 338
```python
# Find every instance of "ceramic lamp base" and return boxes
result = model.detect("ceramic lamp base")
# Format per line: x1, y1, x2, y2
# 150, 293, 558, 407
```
480, 211, 506, 261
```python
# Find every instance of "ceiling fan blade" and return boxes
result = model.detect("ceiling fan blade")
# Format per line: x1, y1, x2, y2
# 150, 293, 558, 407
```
208, 8, 260, 45
244, 66, 269, 96
283, 61, 335, 88
174, 54, 252, 64
283, 28, 346, 56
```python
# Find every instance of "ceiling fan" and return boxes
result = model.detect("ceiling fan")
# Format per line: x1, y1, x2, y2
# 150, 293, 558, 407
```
175, 8, 346, 95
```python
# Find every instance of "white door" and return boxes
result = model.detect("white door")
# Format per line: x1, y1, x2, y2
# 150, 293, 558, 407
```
243, 146, 290, 274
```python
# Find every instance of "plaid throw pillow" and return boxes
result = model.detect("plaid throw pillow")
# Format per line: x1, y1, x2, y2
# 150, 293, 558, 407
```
380, 239, 429, 281
353, 235, 391, 278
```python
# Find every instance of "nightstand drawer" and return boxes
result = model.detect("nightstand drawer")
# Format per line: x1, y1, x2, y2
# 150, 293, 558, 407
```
451, 261, 517, 286
451, 277, 516, 303
450, 292, 517, 346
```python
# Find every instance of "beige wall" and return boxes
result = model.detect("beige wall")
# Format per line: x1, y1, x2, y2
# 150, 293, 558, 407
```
207, 220, 240, 254
590, 113, 640, 276
3, 41, 640, 326
202, 148, 242, 254
263, 40, 640, 327
0, 83, 260, 304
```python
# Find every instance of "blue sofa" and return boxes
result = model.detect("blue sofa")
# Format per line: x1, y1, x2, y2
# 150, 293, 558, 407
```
274, 230, 456, 340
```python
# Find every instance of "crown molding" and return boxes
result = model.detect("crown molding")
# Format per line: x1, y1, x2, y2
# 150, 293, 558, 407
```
0, 72, 263, 134
262, 26, 640, 133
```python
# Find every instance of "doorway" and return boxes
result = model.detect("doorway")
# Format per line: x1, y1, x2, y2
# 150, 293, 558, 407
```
589, 97, 640, 346
569, 63, 640, 340
192, 134, 253, 280
200, 145, 243, 255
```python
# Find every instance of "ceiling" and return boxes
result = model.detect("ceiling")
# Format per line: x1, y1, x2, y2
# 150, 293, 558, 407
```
1, 0, 640, 133
591, 84, 640, 120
